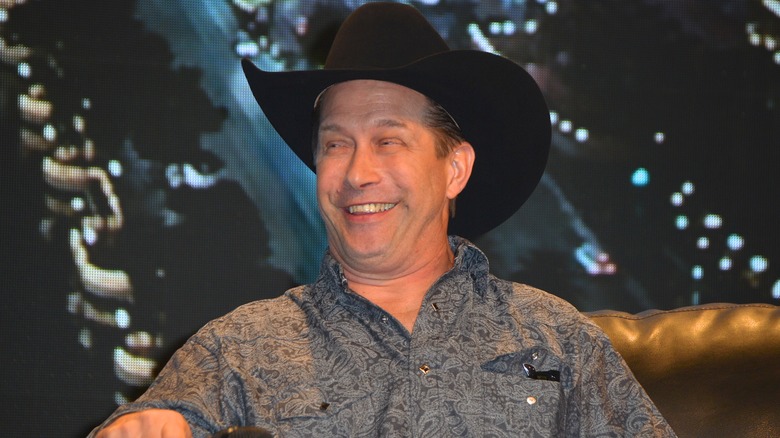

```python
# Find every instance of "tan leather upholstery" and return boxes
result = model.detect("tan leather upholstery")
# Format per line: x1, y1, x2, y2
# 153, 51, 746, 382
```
587, 303, 780, 438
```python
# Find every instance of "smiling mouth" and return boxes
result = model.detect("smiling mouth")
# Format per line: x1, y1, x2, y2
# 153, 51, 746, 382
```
347, 203, 396, 215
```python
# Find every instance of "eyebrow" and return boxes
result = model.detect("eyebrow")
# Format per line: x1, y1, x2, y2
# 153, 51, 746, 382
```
373, 118, 408, 129
318, 123, 343, 135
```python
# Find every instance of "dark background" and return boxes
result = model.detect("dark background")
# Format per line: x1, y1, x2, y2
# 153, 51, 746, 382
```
2, 0, 778, 436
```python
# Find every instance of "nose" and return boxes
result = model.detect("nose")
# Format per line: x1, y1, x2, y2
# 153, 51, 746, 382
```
345, 144, 381, 189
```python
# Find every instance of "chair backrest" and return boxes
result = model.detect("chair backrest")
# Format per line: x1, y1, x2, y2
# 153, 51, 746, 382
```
587, 303, 780, 438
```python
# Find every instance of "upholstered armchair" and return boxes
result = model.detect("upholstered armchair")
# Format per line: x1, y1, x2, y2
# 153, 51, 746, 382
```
588, 303, 780, 438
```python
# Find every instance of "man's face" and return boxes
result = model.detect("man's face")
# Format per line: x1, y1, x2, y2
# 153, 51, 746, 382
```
315, 80, 470, 275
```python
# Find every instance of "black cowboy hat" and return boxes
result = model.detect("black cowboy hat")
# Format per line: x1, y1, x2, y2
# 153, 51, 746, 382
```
241, 2, 551, 240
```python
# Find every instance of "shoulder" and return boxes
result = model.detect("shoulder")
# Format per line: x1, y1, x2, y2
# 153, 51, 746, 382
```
486, 277, 608, 349
190, 285, 312, 346
488, 277, 585, 320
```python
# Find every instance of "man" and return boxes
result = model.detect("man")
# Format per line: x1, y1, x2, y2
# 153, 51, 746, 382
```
93, 3, 675, 437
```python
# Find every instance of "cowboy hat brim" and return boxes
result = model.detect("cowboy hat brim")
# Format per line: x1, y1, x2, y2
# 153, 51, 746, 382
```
242, 48, 550, 240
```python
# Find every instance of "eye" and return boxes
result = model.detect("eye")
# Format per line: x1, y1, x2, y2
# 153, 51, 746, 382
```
321, 140, 351, 156
378, 138, 402, 147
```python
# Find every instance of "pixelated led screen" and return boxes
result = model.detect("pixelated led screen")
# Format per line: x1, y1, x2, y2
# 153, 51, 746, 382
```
2, 0, 778, 436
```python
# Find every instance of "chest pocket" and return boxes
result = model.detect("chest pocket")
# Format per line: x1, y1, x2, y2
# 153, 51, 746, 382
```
479, 349, 568, 436
272, 378, 382, 437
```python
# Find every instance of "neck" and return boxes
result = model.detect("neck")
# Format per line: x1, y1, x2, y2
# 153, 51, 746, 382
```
341, 238, 454, 333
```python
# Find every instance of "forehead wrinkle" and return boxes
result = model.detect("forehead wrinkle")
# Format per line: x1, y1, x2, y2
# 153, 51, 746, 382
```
373, 118, 409, 129
319, 117, 411, 136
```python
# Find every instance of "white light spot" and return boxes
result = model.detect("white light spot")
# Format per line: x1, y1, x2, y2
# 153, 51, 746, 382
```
166, 164, 182, 188
703, 214, 723, 229
524, 19, 538, 34
39, 218, 53, 238
549, 111, 559, 125
156, 268, 166, 278
115, 308, 131, 329
749, 256, 768, 273
71, 197, 85, 212
66, 292, 81, 314
766, 35, 777, 51
727, 234, 744, 251
73, 115, 85, 133
18, 62, 31, 78
696, 236, 709, 250
489, 21, 501, 35
575, 128, 589, 143
235, 40, 259, 58
126, 331, 153, 349
108, 160, 123, 177
681, 181, 695, 196
772, 280, 780, 300
43, 124, 57, 141
503, 20, 516, 36
749, 33, 761, 46
559, 120, 572, 133
631, 168, 649, 187
670, 192, 684, 206
654, 132, 665, 144
545, 1, 558, 14
774, 51, 780, 65
719, 257, 733, 271
467, 23, 496, 53
675, 215, 689, 230
78, 328, 92, 349
82, 98, 91, 110
83, 225, 97, 246
746, 22, 757, 34
692, 265, 703, 280
691, 291, 700, 305
0, 9, 8, 23
114, 391, 129, 406
294, 15, 307, 36
183, 163, 218, 189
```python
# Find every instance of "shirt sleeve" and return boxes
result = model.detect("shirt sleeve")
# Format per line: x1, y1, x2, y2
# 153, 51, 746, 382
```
86, 327, 248, 438
566, 322, 677, 437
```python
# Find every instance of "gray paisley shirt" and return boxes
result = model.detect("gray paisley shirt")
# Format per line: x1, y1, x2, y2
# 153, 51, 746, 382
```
93, 237, 675, 437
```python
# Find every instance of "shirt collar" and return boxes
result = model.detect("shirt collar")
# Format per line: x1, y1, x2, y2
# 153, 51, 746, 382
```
308, 235, 491, 310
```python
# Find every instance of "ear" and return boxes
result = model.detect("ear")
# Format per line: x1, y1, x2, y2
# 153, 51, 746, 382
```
446, 141, 475, 200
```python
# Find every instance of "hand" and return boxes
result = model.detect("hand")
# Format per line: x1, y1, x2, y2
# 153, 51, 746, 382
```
96, 409, 193, 438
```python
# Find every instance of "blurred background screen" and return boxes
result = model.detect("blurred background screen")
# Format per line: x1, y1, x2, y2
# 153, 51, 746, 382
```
1, 0, 778, 436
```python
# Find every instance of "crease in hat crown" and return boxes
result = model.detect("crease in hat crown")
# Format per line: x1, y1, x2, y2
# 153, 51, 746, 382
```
323, 2, 450, 69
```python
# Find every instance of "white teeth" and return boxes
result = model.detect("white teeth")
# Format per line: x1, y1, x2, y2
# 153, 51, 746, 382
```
347, 203, 396, 214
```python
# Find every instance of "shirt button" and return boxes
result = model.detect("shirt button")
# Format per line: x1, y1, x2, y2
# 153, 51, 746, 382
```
380, 315, 389, 324
419, 364, 431, 375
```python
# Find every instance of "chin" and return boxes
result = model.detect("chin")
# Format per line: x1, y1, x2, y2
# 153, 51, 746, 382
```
338, 235, 394, 261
